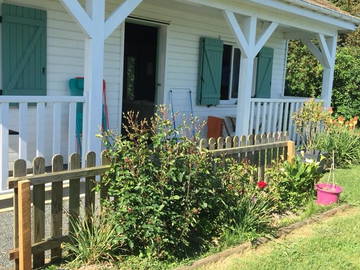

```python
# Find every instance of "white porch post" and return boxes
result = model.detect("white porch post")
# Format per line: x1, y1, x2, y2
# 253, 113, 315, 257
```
59, 0, 142, 163
302, 34, 337, 108
319, 34, 337, 108
224, 11, 278, 136
83, 0, 105, 160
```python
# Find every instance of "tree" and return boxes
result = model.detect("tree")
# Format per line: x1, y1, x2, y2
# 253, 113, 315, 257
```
285, 0, 360, 118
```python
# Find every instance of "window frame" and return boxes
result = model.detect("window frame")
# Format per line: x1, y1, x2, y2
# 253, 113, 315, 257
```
220, 43, 259, 105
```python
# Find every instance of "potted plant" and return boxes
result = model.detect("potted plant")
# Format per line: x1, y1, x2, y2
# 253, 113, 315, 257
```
315, 151, 343, 205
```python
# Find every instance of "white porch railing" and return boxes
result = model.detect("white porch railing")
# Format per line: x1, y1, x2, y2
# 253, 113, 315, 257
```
249, 98, 315, 143
0, 96, 86, 192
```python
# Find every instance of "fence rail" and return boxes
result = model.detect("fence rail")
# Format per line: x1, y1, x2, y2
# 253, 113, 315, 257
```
9, 134, 295, 269
9, 151, 109, 270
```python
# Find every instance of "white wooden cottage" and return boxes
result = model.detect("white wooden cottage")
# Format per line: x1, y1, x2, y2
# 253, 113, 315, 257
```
0, 0, 359, 192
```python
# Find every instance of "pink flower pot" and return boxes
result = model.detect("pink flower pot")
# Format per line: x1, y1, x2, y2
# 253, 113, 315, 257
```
316, 183, 343, 205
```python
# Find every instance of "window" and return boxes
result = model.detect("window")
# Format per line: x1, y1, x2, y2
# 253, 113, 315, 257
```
220, 44, 259, 102
220, 45, 241, 101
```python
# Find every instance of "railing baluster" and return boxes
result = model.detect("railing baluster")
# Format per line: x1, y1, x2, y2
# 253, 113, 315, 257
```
283, 102, 290, 132
261, 102, 267, 134
36, 102, 46, 157
249, 101, 255, 135
68, 102, 77, 156
0, 103, 9, 191
278, 102, 284, 132
255, 102, 261, 135
52, 103, 61, 155
273, 102, 279, 133
267, 102, 274, 134
19, 103, 28, 161
289, 103, 296, 141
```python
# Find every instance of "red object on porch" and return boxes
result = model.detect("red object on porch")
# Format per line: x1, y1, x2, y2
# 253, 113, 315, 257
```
207, 116, 224, 139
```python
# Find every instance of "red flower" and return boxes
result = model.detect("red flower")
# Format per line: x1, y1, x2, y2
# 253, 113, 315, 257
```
257, 181, 267, 189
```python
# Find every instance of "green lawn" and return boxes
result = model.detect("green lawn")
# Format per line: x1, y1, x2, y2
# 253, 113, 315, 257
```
331, 166, 360, 205
202, 165, 360, 270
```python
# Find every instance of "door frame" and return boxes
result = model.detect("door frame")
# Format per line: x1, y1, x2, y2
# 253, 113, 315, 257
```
118, 17, 168, 130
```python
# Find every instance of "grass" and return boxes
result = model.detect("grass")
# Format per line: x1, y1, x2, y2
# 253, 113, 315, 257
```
201, 165, 360, 270
203, 208, 360, 270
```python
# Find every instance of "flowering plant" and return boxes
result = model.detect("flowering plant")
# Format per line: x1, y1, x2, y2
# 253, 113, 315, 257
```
257, 181, 268, 189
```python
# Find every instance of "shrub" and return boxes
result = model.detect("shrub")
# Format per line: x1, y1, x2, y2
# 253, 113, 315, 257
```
311, 116, 360, 168
286, 44, 360, 120
266, 156, 322, 212
99, 108, 275, 260
292, 99, 332, 149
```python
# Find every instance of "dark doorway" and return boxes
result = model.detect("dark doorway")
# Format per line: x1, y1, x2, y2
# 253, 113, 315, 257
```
122, 22, 158, 124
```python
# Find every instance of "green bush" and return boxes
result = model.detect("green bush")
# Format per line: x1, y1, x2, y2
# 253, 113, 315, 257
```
286, 44, 360, 120
99, 108, 275, 260
311, 118, 360, 168
266, 156, 322, 213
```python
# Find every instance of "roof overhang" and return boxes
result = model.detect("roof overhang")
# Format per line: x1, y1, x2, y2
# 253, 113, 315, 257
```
243, 0, 360, 31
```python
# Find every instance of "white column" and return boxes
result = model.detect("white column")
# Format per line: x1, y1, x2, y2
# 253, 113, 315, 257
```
224, 11, 278, 136
302, 34, 337, 108
320, 34, 337, 108
236, 57, 255, 135
58, 0, 144, 163
321, 66, 335, 108
83, 0, 105, 161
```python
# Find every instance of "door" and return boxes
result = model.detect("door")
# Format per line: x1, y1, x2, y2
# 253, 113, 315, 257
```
123, 22, 158, 123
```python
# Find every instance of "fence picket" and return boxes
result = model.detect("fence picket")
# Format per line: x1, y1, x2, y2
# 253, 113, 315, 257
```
100, 151, 111, 203
69, 153, 81, 235
208, 138, 216, 150
259, 134, 267, 180
217, 137, 224, 150
51, 155, 64, 262
254, 134, 261, 179
85, 152, 96, 220
33, 157, 46, 268
225, 137, 232, 149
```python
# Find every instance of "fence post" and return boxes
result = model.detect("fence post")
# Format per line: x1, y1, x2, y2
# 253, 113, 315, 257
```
287, 141, 296, 163
18, 180, 31, 270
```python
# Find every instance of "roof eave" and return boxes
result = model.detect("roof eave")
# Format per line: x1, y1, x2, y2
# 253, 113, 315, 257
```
284, 0, 360, 27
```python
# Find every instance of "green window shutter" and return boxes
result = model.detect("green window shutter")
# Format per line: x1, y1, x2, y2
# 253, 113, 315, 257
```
2, 4, 47, 96
255, 47, 274, 98
197, 37, 223, 106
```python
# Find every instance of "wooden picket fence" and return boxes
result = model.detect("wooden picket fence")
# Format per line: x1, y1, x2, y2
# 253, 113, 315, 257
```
8, 151, 110, 270
8, 133, 295, 269
200, 132, 295, 179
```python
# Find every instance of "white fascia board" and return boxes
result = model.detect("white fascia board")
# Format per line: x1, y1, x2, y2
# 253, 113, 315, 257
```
183, 0, 357, 32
